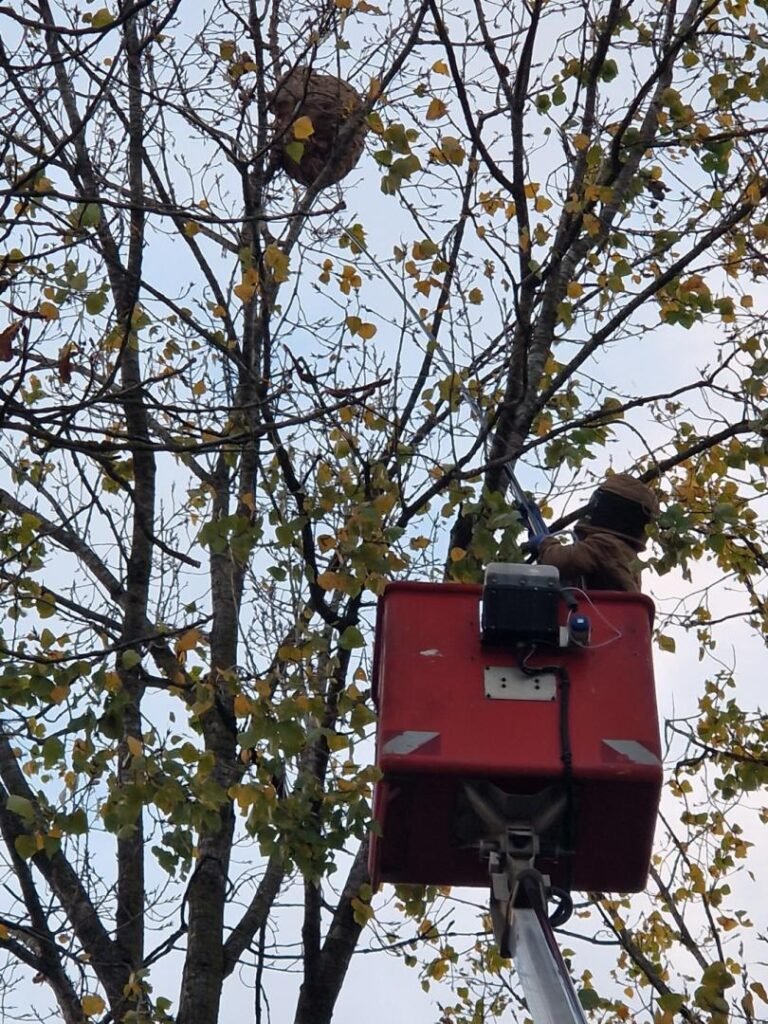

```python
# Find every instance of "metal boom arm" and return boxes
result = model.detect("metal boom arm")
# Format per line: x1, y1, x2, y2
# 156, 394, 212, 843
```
508, 873, 587, 1024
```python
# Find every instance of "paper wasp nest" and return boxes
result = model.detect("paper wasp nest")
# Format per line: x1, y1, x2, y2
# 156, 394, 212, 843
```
270, 68, 367, 187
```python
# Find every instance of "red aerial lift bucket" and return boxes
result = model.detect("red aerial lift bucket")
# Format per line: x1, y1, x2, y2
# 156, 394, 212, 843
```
369, 581, 662, 893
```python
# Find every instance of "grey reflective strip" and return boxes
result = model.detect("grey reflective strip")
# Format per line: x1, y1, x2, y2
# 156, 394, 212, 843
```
382, 731, 439, 755
603, 739, 661, 766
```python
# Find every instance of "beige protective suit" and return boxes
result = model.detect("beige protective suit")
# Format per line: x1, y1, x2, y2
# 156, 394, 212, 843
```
537, 531, 642, 592
536, 473, 658, 592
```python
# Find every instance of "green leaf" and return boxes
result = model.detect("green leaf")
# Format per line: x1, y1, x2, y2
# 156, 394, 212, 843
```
14, 834, 37, 860
284, 141, 305, 164
86, 291, 107, 315
66, 808, 88, 835
338, 626, 365, 650
36, 592, 56, 618
80, 203, 101, 228
91, 8, 114, 29
43, 737, 65, 768
121, 648, 141, 669
578, 989, 600, 1011
6, 795, 35, 822
658, 993, 686, 1013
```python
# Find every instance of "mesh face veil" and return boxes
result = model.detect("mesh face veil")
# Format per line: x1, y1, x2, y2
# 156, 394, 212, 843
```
577, 474, 658, 550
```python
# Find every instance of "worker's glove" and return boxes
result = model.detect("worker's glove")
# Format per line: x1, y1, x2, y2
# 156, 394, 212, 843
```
520, 532, 548, 556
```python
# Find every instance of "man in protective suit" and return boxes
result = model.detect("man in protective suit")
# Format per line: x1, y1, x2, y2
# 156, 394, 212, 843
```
531, 474, 659, 592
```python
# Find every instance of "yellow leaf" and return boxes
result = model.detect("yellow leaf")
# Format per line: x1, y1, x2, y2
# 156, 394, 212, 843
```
38, 301, 59, 321
573, 133, 589, 151
127, 736, 143, 757
49, 685, 69, 704
335, 0, 352, 7
351, 896, 374, 925
657, 634, 676, 653
264, 243, 290, 284
292, 115, 315, 140
183, 221, 200, 237
430, 958, 449, 981
104, 671, 121, 693
367, 77, 381, 101
175, 628, 202, 655
316, 570, 342, 591
212, 304, 226, 318
750, 982, 768, 1004
583, 213, 601, 235
432, 59, 449, 75
523, 182, 540, 199
535, 412, 553, 437
234, 693, 253, 717
449, 547, 467, 562
358, 322, 377, 340
741, 294, 753, 308
229, 783, 257, 811
468, 287, 483, 304
535, 196, 553, 212
0, 923, 9, 939
327, 732, 348, 752
219, 40, 236, 60
426, 97, 448, 120
567, 281, 584, 298
439, 136, 465, 165
192, 380, 206, 396
254, 680, 271, 700
82, 994, 106, 1017
234, 266, 259, 303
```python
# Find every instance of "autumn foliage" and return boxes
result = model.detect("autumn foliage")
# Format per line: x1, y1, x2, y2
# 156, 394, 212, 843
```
0, 2, 768, 1023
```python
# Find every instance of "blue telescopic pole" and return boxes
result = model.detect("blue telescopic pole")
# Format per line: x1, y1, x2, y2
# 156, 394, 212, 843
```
504, 466, 549, 540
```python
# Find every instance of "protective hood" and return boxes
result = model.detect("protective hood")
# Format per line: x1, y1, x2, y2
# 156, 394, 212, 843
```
576, 473, 658, 552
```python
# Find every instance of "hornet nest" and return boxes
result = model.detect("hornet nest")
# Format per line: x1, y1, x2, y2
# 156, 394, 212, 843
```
270, 67, 368, 187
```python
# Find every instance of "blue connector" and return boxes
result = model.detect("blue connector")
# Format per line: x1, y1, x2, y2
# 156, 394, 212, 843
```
569, 614, 591, 645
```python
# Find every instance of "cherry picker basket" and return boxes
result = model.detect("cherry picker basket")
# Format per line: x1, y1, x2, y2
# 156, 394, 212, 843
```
369, 575, 662, 894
